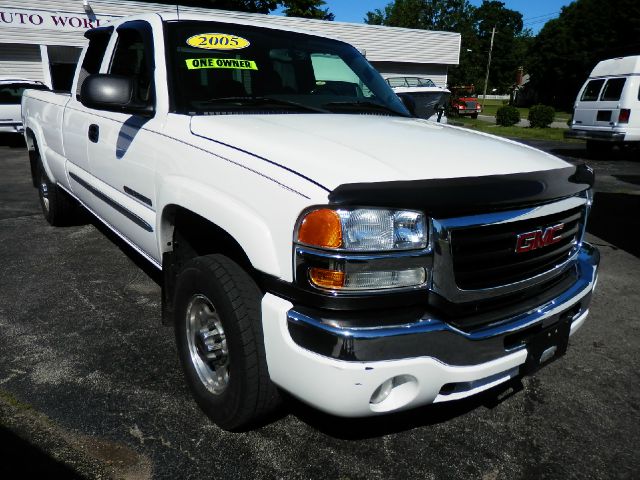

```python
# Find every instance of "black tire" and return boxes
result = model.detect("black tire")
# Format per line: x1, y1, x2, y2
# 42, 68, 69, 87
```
173, 254, 280, 431
586, 140, 614, 155
471, 112, 478, 119
36, 154, 77, 226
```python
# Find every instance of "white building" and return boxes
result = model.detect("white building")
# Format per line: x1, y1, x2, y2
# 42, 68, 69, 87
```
0, 0, 460, 89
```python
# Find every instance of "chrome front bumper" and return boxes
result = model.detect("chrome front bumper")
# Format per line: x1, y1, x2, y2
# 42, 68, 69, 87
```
286, 243, 599, 366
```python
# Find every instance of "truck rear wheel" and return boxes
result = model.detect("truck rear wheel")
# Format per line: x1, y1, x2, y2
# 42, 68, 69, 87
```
173, 254, 280, 431
37, 157, 77, 226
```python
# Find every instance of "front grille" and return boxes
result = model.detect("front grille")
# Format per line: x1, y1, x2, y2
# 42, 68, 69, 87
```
450, 206, 584, 290
465, 101, 478, 109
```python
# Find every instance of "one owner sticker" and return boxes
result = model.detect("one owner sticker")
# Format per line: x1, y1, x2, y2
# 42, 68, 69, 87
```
186, 33, 250, 50
186, 58, 258, 70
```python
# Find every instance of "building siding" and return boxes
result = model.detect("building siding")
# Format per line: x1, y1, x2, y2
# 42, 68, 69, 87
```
0, 0, 460, 64
0, 43, 44, 81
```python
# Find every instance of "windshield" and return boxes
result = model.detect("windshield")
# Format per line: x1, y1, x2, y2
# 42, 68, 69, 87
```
165, 21, 409, 116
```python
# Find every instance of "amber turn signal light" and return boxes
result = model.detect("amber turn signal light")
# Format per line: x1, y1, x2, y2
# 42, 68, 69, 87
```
297, 209, 342, 249
309, 267, 345, 289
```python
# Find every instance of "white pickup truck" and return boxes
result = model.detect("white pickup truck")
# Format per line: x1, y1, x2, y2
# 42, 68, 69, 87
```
22, 13, 599, 431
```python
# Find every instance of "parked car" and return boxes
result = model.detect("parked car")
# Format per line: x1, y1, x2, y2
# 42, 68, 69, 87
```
0, 78, 47, 134
566, 55, 640, 153
385, 76, 450, 122
22, 13, 599, 431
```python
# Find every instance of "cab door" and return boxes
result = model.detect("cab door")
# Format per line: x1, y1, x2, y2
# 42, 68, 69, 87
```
82, 20, 160, 261
63, 26, 113, 182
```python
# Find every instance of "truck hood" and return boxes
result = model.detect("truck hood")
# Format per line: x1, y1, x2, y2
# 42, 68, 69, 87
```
190, 114, 569, 192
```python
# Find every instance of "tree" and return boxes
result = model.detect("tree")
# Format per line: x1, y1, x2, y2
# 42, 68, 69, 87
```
365, 0, 475, 31
280, 0, 334, 20
365, 1, 529, 92
142, 0, 334, 18
147, 0, 278, 13
527, 0, 640, 109
473, 1, 529, 93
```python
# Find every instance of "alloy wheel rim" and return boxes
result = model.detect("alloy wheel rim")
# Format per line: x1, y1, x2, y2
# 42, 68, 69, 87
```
185, 294, 229, 395
40, 178, 49, 212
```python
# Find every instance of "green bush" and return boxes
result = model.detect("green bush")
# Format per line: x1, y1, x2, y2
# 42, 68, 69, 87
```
496, 105, 521, 126
528, 104, 555, 128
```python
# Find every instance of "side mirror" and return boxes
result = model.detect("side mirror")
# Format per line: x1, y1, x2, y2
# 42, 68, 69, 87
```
80, 74, 154, 116
397, 93, 417, 117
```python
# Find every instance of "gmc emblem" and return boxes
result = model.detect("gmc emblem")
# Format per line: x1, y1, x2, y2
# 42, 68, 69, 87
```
515, 223, 565, 253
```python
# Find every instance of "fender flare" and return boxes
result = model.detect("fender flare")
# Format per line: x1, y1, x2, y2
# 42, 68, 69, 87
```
24, 123, 56, 184
157, 175, 282, 278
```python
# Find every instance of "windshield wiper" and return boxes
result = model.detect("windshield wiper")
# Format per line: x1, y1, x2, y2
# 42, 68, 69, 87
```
198, 96, 328, 113
322, 100, 405, 116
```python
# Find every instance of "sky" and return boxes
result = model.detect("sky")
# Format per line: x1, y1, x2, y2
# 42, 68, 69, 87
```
278, 1, 576, 34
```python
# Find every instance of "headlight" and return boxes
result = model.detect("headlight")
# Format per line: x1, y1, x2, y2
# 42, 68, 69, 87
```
296, 207, 427, 251
294, 207, 429, 293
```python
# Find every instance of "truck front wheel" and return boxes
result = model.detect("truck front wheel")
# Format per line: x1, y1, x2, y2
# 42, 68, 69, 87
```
173, 254, 280, 431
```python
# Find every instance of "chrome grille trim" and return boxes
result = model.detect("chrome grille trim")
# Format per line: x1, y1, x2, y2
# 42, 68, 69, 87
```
431, 196, 589, 302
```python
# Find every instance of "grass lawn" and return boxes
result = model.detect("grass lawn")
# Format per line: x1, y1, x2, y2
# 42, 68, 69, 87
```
453, 117, 574, 142
479, 99, 571, 122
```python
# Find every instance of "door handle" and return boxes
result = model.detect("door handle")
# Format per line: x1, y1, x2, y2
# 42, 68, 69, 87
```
88, 124, 99, 143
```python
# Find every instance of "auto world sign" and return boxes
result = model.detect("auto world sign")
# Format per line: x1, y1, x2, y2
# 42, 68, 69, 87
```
0, 7, 119, 31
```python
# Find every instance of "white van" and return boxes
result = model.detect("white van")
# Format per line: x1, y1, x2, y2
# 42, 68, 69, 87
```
566, 55, 640, 152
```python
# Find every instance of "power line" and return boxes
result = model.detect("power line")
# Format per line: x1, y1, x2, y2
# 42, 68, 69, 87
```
522, 11, 560, 22
524, 18, 559, 27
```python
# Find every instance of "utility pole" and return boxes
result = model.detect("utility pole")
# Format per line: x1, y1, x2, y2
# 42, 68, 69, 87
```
482, 25, 496, 109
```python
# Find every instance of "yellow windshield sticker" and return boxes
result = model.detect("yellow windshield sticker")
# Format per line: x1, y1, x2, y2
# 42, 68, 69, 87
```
185, 58, 258, 71
186, 33, 250, 50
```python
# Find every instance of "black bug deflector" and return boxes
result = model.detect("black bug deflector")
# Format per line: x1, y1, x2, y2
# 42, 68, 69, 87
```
328, 164, 595, 217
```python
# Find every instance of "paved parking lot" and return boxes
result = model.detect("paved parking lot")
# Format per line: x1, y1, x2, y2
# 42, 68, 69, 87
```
0, 135, 638, 479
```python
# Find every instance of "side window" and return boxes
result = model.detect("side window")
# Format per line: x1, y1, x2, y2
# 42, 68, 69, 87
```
109, 28, 153, 104
600, 78, 626, 101
580, 79, 605, 101
76, 28, 112, 98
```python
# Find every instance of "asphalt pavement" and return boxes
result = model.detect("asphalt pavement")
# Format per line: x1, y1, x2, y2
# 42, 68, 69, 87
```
0, 133, 638, 479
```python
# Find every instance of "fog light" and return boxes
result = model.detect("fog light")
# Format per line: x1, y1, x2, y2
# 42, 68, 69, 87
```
370, 379, 394, 404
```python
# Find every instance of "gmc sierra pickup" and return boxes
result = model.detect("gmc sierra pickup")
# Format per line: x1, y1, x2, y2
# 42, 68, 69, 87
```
22, 13, 599, 431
